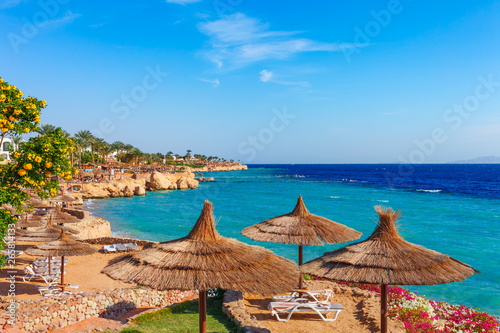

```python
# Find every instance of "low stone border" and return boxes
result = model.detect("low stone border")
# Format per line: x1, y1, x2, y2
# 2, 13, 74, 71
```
81, 237, 158, 247
0, 288, 196, 332
222, 290, 270, 333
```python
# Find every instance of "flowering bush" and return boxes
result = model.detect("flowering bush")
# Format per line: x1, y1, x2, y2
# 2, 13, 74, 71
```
0, 76, 76, 265
334, 281, 499, 333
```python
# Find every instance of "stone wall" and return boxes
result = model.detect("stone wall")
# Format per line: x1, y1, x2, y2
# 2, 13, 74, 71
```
82, 236, 158, 247
61, 208, 89, 220
222, 290, 270, 333
0, 288, 197, 332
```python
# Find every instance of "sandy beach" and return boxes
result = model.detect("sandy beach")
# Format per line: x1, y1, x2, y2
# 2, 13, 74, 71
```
1, 241, 136, 301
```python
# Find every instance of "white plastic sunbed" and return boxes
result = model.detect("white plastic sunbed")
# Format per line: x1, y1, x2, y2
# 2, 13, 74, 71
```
268, 300, 345, 322
113, 244, 128, 252
272, 289, 335, 302
102, 245, 117, 254
124, 243, 140, 251
22, 265, 59, 284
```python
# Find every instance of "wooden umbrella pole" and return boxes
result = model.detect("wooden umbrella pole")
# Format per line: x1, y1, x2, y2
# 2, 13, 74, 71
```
381, 284, 388, 333
60, 256, 65, 292
199, 289, 207, 333
298, 245, 304, 297
48, 256, 51, 273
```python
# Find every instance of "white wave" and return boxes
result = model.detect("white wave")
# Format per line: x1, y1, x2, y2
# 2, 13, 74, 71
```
376, 200, 389, 203
330, 196, 341, 199
416, 189, 442, 193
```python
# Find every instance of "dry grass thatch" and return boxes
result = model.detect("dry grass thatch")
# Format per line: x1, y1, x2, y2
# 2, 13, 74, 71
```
17, 215, 80, 242
301, 206, 479, 285
48, 194, 78, 202
48, 208, 80, 224
25, 229, 97, 257
102, 200, 300, 295
241, 195, 362, 246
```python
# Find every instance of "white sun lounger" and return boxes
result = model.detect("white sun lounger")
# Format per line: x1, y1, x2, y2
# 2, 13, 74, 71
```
268, 301, 344, 322
102, 245, 117, 254
124, 243, 140, 251
22, 265, 59, 284
272, 289, 335, 302
113, 244, 128, 252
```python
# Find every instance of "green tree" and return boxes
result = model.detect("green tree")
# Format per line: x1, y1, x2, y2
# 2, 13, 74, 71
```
0, 77, 75, 264
35, 124, 56, 135
9, 134, 22, 152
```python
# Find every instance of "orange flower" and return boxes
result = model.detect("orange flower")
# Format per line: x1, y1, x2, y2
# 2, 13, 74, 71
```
23, 163, 32, 170
34, 156, 42, 163
45, 162, 52, 168
18, 169, 26, 176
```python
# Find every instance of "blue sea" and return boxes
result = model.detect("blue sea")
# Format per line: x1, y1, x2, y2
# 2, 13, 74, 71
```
85, 164, 500, 315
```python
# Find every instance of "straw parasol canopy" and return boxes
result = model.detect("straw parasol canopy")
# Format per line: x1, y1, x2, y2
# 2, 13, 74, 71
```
301, 206, 479, 333
25, 229, 97, 290
241, 195, 362, 289
48, 194, 78, 203
103, 200, 299, 333
48, 208, 81, 224
15, 213, 45, 229
17, 215, 80, 242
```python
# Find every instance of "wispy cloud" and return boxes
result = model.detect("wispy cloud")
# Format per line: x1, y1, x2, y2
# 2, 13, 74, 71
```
167, 0, 201, 5
45, 11, 81, 28
198, 78, 220, 88
197, 13, 360, 68
259, 70, 273, 82
0, 0, 23, 9
259, 69, 309, 87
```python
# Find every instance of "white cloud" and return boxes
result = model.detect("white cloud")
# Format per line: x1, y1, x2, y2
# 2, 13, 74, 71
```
167, 0, 201, 5
197, 13, 359, 68
45, 11, 81, 28
259, 70, 273, 82
259, 69, 309, 87
198, 78, 220, 88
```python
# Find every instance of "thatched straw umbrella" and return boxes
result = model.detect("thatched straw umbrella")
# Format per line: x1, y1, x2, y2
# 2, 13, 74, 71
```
17, 215, 80, 272
103, 200, 299, 333
48, 208, 80, 225
25, 229, 97, 291
48, 194, 77, 203
241, 195, 362, 290
301, 206, 479, 333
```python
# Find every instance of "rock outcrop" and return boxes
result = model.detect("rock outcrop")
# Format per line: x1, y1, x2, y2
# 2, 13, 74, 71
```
122, 186, 134, 197
149, 171, 173, 190
134, 186, 146, 196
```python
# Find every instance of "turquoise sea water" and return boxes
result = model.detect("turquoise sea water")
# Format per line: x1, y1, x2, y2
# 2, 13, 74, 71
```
85, 166, 500, 315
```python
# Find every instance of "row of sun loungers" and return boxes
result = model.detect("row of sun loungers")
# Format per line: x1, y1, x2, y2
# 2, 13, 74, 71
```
102, 243, 140, 253
268, 289, 344, 322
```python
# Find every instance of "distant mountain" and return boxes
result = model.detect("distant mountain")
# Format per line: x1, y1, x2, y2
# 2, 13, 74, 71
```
449, 156, 500, 163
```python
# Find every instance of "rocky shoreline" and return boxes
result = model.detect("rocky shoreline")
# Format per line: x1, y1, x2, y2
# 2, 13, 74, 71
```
63, 166, 248, 239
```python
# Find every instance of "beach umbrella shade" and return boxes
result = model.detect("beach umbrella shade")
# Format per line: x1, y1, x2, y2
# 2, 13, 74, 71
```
47, 208, 81, 225
241, 195, 362, 290
25, 229, 97, 290
102, 200, 300, 333
17, 215, 80, 272
300, 206, 479, 333
48, 194, 78, 203
15, 212, 45, 229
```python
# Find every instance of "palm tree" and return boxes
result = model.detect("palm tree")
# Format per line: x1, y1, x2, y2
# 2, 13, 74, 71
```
110, 141, 125, 155
92, 137, 107, 163
9, 135, 22, 152
36, 124, 56, 135
74, 130, 93, 166
186, 149, 192, 160
129, 148, 143, 165
123, 144, 134, 152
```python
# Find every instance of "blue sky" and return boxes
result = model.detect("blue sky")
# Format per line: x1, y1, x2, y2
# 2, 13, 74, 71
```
1, 0, 499, 163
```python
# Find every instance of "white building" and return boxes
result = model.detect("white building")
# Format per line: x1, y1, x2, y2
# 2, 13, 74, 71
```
0, 138, 13, 160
